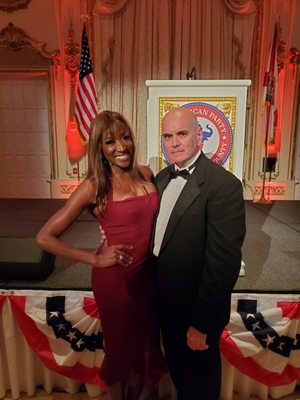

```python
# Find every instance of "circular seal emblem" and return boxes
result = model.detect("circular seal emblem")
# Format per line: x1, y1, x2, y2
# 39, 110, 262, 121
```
161, 102, 232, 166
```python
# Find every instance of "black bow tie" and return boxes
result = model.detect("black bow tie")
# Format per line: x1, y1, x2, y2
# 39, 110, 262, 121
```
168, 161, 197, 180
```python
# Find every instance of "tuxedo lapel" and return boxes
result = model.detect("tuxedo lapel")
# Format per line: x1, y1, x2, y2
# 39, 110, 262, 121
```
156, 171, 171, 199
159, 155, 206, 253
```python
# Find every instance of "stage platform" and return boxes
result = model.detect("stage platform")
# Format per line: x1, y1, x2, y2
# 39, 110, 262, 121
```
0, 199, 299, 293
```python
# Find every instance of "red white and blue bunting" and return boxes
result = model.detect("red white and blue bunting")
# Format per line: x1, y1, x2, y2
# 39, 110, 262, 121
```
0, 291, 299, 387
5, 290, 105, 387
220, 294, 300, 385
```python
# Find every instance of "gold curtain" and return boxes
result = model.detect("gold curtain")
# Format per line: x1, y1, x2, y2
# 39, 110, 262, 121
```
93, 0, 171, 162
92, 0, 258, 163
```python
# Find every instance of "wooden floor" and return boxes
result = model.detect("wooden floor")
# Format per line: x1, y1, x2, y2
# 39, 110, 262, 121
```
2, 388, 300, 400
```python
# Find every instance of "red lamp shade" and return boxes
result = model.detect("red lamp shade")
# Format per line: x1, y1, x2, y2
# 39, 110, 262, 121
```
66, 120, 86, 162
267, 143, 278, 156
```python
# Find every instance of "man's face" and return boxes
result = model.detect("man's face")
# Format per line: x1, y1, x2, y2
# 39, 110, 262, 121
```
162, 109, 202, 168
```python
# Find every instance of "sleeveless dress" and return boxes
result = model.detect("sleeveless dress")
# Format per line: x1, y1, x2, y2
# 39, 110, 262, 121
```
92, 191, 166, 386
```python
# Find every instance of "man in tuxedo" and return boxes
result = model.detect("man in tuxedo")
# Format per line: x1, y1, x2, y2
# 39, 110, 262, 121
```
153, 107, 246, 400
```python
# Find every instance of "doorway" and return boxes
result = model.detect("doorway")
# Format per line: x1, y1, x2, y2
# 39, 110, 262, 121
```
0, 75, 52, 198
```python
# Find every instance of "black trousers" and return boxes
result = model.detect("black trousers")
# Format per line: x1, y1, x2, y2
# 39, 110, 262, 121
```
161, 327, 222, 400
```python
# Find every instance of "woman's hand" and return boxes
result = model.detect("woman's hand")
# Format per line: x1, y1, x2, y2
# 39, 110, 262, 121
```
94, 239, 133, 268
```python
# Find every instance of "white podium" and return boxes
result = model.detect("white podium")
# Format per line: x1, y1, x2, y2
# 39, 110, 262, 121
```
146, 79, 251, 181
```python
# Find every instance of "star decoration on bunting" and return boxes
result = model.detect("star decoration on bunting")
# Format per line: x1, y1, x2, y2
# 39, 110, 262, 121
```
262, 334, 275, 346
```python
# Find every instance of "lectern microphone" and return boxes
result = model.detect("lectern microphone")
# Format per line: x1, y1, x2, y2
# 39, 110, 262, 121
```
186, 67, 197, 80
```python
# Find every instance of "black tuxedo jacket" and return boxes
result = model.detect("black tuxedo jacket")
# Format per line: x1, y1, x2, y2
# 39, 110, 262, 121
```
153, 153, 246, 335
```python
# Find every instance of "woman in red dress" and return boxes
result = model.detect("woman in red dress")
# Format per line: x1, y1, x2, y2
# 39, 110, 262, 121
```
36, 111, 166, 400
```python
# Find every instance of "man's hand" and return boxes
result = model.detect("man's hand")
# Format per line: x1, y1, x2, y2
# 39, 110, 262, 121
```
187, 326, 209, 351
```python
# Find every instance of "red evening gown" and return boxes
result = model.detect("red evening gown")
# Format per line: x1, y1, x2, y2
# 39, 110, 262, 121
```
92, 191, 166, 386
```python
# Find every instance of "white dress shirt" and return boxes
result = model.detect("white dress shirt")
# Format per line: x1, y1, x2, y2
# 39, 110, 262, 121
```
153, 150, 201, 256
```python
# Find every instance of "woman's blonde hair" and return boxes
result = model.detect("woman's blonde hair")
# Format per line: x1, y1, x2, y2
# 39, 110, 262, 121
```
87, 110, 144, 212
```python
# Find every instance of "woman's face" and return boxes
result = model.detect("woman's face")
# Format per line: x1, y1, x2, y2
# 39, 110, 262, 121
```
101, 125, 134, 170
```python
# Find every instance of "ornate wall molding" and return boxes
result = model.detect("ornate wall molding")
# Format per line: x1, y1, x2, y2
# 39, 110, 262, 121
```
0, 23, 60, 70
290, 47, 300, 66
277, 38, 286, 73
64, 22, 80, 94
0, 0, 31, 13
254, 182, 286, 198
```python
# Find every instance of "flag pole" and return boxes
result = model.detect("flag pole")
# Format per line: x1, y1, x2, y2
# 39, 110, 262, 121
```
255, 101, 272, 204
77, 161, 80, 181
257, 134, 272, 204
255, 25, 278, 205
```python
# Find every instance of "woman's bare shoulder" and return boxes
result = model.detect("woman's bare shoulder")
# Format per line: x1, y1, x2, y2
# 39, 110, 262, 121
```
69, 177, 97, 205
138, 165, 154, 181
83, 176, 97, 192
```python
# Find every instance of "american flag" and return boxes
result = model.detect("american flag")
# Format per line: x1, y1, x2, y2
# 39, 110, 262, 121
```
75, 26, 98, 143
